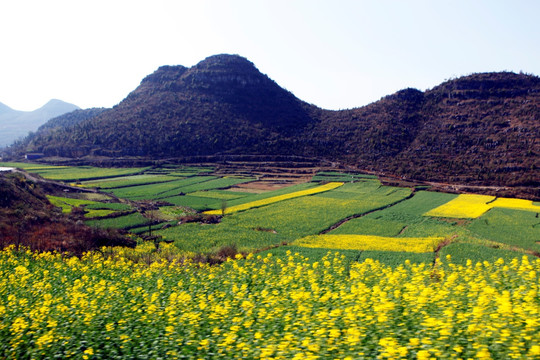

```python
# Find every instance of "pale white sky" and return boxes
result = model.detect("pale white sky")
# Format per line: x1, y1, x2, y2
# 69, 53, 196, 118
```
1, 0, 539, 111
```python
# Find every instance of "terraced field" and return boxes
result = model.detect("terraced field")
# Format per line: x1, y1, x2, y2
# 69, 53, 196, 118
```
2, 161, 538, 263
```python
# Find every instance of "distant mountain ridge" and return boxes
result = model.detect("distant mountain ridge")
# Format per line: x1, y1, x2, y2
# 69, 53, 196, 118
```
10, 54, 540, 191
37, 108, 108, 132
0, 99, 79, 147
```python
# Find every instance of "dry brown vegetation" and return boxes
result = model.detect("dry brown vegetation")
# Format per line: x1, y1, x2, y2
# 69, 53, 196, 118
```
0, 173, 135, 254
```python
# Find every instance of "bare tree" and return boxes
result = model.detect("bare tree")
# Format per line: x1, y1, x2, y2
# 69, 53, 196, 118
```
221, 199, 227, 216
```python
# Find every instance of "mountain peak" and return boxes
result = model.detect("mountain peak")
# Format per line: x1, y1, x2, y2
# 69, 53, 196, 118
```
430, 71, 540, 95
44, 98, 71, 106
0, 102, 15, 115
140, 65, 188, 86
0, 99, 80, 147
196, 54, 254, 68
38, 99, 80, 111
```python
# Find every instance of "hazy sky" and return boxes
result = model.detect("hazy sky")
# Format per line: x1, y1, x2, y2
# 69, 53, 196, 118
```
1, 0, 539, 111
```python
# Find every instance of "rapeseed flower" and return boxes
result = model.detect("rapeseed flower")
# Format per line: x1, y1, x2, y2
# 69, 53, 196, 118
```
0, 247, 539, 359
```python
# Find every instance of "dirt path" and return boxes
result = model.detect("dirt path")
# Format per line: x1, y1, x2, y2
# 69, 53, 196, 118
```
398, 225, 408, 235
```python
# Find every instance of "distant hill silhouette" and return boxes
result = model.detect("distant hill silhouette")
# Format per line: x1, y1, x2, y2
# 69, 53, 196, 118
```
37, 108, 108, 132
10, 55, 540, 190
0, 99, 79, 147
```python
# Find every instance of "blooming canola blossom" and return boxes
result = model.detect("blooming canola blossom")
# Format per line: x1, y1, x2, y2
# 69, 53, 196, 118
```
0, 246, 538, 359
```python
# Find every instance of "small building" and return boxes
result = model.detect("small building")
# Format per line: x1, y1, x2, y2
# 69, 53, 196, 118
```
25, 153, 44, 160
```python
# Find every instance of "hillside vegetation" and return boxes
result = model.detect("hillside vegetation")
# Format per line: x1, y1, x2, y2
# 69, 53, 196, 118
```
0, 172, 134, 253
8, 55, 539, 192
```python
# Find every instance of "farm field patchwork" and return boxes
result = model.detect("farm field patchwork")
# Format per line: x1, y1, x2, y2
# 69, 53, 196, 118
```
330, 191, 458, 237
170, 177, 254, 195
329, 217, 408, 237
158, 222, 282, 253
221, 182, 322, 206
107, 176, 217, 200
160, 182, 413, 253
204, 181, 344, 215
4, 162, 536, 262
47, 195, 100, 212
46, 195, 119, 218
353, 250, 435, 266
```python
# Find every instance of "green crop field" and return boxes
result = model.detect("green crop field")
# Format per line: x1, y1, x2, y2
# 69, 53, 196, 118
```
47, 195, 98, 212
86, 212, 151, 229
330, 217, 407, 237
330, 191, 458, 236
439, 242, 535, 265
161, 195, 223, 211
84, 209, 117, 218
466, 207, 540, 252
84, 202, 131, 211
107, 176, 217, 200
32, 166, 149, 182
81, 174, 179, 189
46, 195, 130, 218
0, 162, 69, 171
172, 177, 254, 194
189, 190, 251, 200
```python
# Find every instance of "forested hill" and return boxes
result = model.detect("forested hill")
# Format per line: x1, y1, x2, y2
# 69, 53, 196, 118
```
310, 72, 540, 186
21, 55, 317, 158
37, 108, 109, 132
12, 54, 540, 188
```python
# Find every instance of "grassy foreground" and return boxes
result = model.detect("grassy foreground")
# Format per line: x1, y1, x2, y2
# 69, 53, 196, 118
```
0, 246, 539, 359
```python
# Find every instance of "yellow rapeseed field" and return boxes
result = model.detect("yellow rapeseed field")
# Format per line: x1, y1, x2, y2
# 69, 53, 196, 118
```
204, 182, 343, 215
425, 194, 540, 219
2, 246, 538, 359
489, 198, 540, 212
424, 194, 496, 218
293, 234, 443, 253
